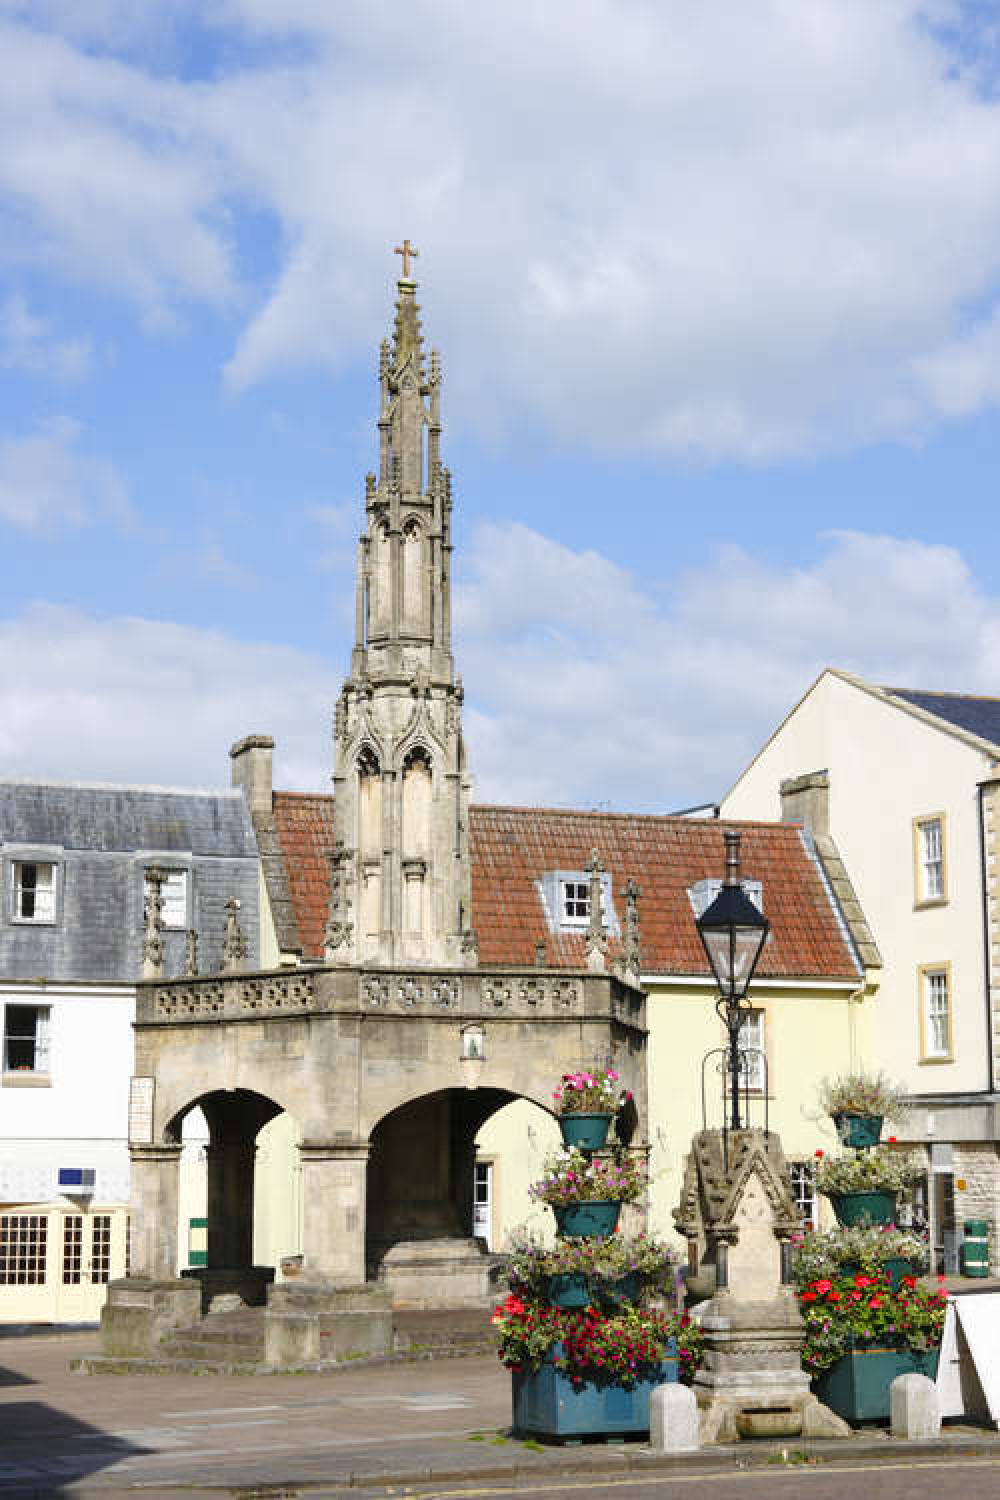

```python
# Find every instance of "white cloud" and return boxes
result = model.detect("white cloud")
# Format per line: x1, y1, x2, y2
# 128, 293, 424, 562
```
456, 522, 1000, 809
0, 525, 994, 809
0, 417, 131, 532
5, 5, 1000, 454
0, 603, 336, 788
0, 294, 91, 379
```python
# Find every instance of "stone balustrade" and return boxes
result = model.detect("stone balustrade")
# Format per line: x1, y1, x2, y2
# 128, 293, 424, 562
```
137, 964, 646, 1030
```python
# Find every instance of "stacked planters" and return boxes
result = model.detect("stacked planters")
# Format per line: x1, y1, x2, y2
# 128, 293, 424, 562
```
493, 1069, 695, 1441
791, 1072, 945, 1424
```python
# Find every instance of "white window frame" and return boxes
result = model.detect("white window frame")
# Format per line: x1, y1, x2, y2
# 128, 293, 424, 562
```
11, 860, 57, 924
736, 1008, 766, 1093
919, 963, 952, 1062
538, 870, 617, 934
561, 879, 590, 925
145, 868, 189, 930
913, 814, 947, 906
2, 1002, 52, 1075
788, 1160, 817, 1228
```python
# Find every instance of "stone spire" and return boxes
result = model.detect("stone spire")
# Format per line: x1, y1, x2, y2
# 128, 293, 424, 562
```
330, 249, 473, 968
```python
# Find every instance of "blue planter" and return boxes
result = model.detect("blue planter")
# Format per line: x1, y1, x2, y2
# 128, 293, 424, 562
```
548, 1273, 592, 1309
813, 1344, 940, 1424
559, 1113, 614, 1152
512, 1346, 678, 1440
553, 1201, 622, 1238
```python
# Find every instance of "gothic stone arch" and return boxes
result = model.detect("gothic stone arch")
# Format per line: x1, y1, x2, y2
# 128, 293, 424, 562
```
129, 963, 647, 1293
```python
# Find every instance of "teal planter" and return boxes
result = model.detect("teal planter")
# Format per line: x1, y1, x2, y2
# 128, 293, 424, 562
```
559, 1113, 614, 1152
553, 1201, 622, 1238
832, 1113, 883, 1150
813, 1344, 940, 1424
827, 1190, 897, 1228
605, 1272, 641, 1307
840, 1257, 913, 1292
512, 1346, 678, 1440
548, 1273, 592, 1309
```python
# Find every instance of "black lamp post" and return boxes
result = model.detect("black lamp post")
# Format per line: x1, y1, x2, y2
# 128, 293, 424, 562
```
696, 830, 769, 1131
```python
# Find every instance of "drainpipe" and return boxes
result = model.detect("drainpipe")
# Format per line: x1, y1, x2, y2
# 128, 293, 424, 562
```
977, 779, 998, 1095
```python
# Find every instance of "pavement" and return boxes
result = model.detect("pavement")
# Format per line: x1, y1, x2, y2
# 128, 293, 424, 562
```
1, 1328, 1000, 1498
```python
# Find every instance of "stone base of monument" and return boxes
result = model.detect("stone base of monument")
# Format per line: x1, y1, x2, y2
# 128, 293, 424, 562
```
378, 1236, 492, 1308
99, 1277, 202, 1358
267, 1280, 393, 1362
692, 1294, 851, 1444
180, 1264, 274, 1314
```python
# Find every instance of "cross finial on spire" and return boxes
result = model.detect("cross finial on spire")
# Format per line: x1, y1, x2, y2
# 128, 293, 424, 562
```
394, 238, 418, 279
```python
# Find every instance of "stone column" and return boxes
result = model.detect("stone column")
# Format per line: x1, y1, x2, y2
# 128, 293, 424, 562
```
299, 1141, 370, 1284
128, 1142, 183, 1278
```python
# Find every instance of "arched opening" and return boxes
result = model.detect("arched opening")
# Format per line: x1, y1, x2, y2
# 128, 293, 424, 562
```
365, 1087, 559, 1279
370, 519, 390, 635
166, 1088, 301, 1308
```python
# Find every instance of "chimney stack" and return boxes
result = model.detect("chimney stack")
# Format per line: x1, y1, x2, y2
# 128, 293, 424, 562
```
779, 769, 830, 837
230, 734, 275, 818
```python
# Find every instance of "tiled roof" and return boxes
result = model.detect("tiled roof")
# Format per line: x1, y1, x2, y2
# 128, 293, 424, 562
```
886, 687, 1000, 748
272, 794, 860, 981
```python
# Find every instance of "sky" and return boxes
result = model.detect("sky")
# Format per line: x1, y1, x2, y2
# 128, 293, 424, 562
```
2, 0, 1000, 812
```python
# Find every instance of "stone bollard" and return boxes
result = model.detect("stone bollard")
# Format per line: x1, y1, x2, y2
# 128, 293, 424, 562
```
890, 1373, 940, 1440
650, 1383, 700, 1452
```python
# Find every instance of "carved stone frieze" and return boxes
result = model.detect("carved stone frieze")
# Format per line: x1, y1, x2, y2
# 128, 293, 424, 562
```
153, 973, 315, 1022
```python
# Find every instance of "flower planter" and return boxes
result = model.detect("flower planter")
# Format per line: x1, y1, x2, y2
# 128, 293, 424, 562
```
605, 1272, 641, 1306
553, 1201, 622, 1238
812, 1344, 940, 1424
512, 1347, 678, 1440
827, 1190, 897, 1228
840, 1256, 913, 1293
832, 1112, 883, 1150
548, 1273, 592, 1309
559, 1113, 614, 1152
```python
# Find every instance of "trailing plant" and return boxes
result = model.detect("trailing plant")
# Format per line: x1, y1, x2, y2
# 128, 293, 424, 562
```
529, 1147, 647, 1206
819, 1071, 910, 1122
789, 1226, 929, 1286
813, 1146, 920, 1196
505, 1228, 676, 1294
797, 1270, 948, 1375
491, 1292, 703, 1387
553, 1068, 630, 1115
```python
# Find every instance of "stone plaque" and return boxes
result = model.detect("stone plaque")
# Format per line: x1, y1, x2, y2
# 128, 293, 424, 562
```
128, 1076, 155, 1144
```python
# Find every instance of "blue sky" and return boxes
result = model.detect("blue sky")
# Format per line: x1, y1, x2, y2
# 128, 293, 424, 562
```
2, 1, 1000, 810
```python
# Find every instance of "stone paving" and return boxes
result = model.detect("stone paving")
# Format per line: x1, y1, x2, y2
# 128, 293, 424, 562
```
1, 1328, 999, 1496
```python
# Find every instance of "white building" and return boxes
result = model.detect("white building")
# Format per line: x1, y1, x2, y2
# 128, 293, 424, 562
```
0, 778, 261, 1322
722, 668, 1000, 1269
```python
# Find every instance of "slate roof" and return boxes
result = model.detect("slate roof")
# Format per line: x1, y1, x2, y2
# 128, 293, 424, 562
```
0, 779, 257, 856
272, 793, 861, 980
885, 688, 1000, 749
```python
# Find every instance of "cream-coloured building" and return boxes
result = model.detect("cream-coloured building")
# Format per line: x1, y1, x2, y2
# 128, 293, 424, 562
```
722, 668, 1000, 1269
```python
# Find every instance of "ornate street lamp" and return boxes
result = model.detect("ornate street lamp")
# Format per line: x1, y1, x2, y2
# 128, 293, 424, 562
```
696, 830, 769, 1131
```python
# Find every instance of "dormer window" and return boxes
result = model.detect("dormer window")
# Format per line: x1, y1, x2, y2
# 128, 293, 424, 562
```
538, 870, 618, 935
688, 876, 763, 921
12, 862, 57, 924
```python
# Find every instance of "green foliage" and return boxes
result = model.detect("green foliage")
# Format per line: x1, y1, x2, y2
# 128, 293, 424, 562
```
797, 1270, 948, 1375
789, 1225, 929, 1285
813, 1145, 920, 1195
553, 1068, 629, 1115
505, 1227, 676, 1292
491, 1293, 703, 1387
529, 1147, 647, 1206
819, 1070, 910, 1121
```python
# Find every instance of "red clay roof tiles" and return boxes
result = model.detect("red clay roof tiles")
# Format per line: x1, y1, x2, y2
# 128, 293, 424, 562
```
271, 793, 859, 981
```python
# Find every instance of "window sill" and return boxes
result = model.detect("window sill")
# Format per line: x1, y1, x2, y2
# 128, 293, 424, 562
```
913, 897, 948, 911
8, 917, 58, 927
918, 1054, 954, 1066
2, 1072, 52, 1088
